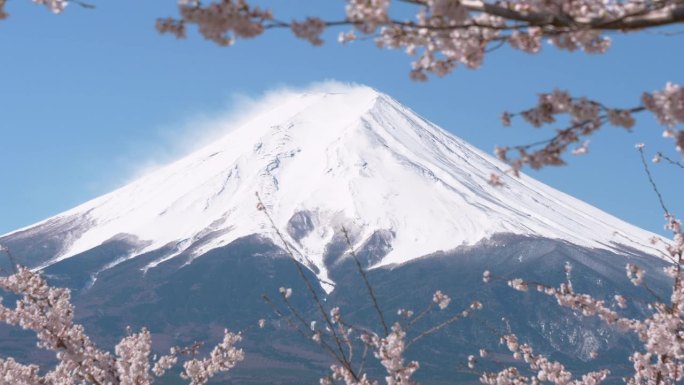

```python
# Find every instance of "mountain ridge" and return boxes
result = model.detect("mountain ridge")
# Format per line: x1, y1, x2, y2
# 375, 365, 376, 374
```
0, 85, 666, 288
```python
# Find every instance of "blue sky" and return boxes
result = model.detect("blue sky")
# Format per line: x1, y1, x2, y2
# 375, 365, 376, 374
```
0, 0, 682, 237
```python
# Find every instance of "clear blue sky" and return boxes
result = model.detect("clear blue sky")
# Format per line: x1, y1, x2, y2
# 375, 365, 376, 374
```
0, 0, 682, 237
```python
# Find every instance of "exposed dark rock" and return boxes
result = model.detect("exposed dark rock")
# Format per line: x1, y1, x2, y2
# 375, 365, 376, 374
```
0, 233, 671, 384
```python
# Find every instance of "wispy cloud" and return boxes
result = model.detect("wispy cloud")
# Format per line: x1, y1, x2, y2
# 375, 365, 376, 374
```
116, 80, 371, 185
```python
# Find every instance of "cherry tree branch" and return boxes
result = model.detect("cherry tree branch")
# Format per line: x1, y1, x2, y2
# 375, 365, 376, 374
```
340, 226, 390, 337
637, 145, 671, 215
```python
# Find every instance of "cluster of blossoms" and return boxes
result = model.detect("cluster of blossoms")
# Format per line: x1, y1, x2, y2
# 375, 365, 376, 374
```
139, 0, 684, 82
643, 83, 684, 135
146, 0, 682, 179
481, 211, 684, 385
0, 1, 6, 20
363, 323, 420, 385
481, 334, 610, 385
156, 0, 272, 46
10, 0, 682, 177
346, 0, 390, 34
11, 0, 684, 77
325, 305, 418, 385
279, 286, 293, 299
496, 84, 683, 175
1, 0, 66, 20
273, 284, 479, 385
495, 89, 638, 175
626, 263, 645, 286
291, 17, 327, 46
180, 331, 244, 385
325, 365, 376, 385
0, 267, 244, 385
315, 317, 421, 385
33, 0, 67, 14
664, 214, 684, 261
432, 290, 451, 310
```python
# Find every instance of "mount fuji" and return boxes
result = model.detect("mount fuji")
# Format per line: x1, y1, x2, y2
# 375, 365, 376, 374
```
0, 85, 664, 279
0, 85, 671, 384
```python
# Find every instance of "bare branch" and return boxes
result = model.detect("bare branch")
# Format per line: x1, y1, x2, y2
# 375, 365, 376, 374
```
341, 227, 390, 336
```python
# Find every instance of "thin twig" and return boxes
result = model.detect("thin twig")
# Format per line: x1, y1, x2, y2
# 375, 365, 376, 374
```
511, 106, 645, 152
408, 302, 435, 328
484, 39, 507, 53
70, 0, 96, 9
341, 227, 389, 336
638, 147, 670, 215
638, 148, 684, 317
281, 294, 318, 337
407, 304, 475, 348
262, 294, 346, 364
611, 231, 677, 264
255, 193, 358, 380
657, 152, 684, 169
336, 322, 355, 364
358, 343, 370, 374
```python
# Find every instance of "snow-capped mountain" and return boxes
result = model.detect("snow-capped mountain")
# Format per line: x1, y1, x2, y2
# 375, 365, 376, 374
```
0, 85, 674, 383
1, 85, 663, 287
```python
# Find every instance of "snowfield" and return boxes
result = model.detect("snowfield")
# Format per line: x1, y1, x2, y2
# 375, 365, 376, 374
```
2, 85, 665, 287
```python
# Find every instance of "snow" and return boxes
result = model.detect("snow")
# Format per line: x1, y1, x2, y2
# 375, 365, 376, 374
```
3, 85, 666, 287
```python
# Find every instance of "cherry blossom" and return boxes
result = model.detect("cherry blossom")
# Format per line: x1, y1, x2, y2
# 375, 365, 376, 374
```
0, 266, 244, 385
496, 84, 683, 175
279, 286, 293, 299
432, 290, 451, 310
482, 214, 684, 384
8, 0, 682, 173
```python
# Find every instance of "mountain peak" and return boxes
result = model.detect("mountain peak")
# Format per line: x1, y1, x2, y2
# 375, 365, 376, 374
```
1, 86, 666, 288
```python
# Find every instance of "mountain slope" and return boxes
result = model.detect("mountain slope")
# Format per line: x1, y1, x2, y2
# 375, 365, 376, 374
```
0, 85, 674, 384
0, 85, 664, 287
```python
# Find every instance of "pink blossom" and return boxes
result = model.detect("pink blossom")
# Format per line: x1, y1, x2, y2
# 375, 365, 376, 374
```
432, 290, 451, 310
0, 267, 244, 385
